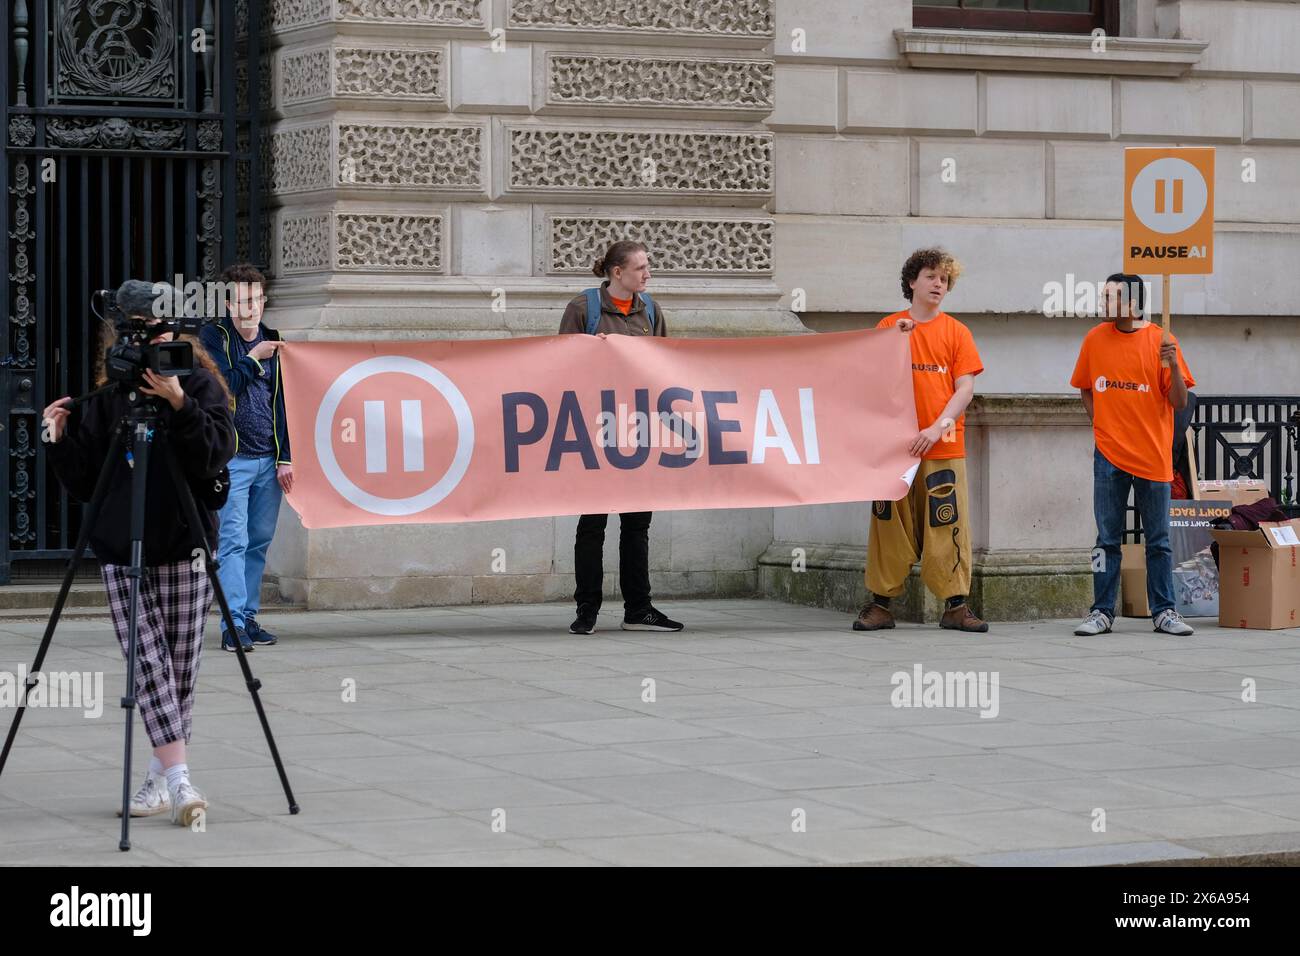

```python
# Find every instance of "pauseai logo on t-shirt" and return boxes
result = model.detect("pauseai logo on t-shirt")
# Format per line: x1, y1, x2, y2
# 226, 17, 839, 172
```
913, 363, 948, 374
1093, 375, 1150, 394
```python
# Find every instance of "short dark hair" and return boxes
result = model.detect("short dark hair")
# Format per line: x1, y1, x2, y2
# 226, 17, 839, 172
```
219, 262, 266, 287
1104, 273, 1145, 317
901, 248, 962, 302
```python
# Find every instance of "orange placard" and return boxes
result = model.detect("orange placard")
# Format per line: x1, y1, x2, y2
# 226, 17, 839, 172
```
1124, 147, 1215, 274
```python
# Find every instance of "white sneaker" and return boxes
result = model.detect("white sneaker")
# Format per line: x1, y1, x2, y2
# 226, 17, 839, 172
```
116, 775, 171, 818
169, 779, 208, 827
1153, 608, 1195, 636
1073, 609, 1113, 636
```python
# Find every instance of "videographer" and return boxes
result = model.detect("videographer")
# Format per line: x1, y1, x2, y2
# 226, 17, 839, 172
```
40, 281, 236, 827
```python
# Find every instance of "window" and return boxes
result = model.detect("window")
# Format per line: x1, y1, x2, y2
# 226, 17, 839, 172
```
913, 0, 1116, 35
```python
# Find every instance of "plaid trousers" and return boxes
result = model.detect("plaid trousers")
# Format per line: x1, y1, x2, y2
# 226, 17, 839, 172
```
102, 558, 213, 748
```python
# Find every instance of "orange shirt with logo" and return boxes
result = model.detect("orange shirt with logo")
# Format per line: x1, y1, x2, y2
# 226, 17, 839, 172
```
876, 310, 984, 460
1070, 322, 1195, 482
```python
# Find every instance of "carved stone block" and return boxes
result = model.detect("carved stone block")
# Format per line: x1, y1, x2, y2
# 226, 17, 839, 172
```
509, 128, 772, 196
546, 53, 773, 112
549, 216, 773, 275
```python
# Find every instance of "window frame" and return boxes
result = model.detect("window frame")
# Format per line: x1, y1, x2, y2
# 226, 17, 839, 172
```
912, 0, 1118, 36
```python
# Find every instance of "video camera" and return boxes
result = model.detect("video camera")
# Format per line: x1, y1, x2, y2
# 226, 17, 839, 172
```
93, 279, 215, 385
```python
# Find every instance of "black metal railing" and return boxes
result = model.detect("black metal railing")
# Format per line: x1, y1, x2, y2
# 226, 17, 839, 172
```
1127, 395, 1300, 540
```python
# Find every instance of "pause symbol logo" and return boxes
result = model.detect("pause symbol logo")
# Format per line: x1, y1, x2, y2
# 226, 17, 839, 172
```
1130, 157, 1207, 235
314, 356, 475, 516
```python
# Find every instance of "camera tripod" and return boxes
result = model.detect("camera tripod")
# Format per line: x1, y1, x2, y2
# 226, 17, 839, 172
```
0, 386, 299, 850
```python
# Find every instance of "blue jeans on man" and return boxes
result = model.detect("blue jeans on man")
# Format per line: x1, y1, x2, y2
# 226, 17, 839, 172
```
1090, 447, 1175, 617
217, 455, 282, 635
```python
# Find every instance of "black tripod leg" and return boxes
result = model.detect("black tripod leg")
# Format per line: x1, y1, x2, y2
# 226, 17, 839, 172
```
118, 420, 156, 851
165, 452, 299, 815
0, 424, 125, 779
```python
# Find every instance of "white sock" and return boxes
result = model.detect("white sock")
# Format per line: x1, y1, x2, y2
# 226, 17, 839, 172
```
164, 763, 190, 792
147, 756, 164, 781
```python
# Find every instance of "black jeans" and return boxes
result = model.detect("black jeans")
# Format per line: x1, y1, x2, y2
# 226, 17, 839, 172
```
574, 512, 652, 614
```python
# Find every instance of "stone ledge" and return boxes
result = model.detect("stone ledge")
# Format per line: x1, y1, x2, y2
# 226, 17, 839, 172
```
276, 570, 758, 610
966, 394, 1091, 427
758, 542, 1092, 621
895, 28, 1206, 77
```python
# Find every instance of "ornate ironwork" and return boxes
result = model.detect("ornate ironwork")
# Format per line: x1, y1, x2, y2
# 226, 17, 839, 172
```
54, 0, 178, 102
1126, 396, 1300, 539
8, 116, 34, 147
197, 119, 222, 151
46, 116, 185, 149
9, 418, 37, 546
7, 160, 35, 368
198, 160, 222, 280
13, 0, 30, 107
2, 0, 267, 578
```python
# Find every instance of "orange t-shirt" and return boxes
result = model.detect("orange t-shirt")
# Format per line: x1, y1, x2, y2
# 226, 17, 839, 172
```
1070, 322, 1195, 482
876, 310, 984, 460
610, 295, 633, 315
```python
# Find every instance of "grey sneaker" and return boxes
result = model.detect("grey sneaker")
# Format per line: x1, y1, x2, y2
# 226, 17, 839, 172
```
116, 775, 171, 818
1153, 609, 1195, 636
1073, 609, 1113, 636
169, 779, 208, 827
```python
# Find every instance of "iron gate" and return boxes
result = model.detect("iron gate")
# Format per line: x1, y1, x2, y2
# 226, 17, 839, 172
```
1, 0, 264, 582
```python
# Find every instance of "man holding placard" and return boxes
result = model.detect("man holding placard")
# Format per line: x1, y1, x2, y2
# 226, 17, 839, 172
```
1071, 274, 1196, 637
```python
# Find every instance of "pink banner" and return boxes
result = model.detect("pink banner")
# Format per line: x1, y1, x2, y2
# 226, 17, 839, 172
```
278, 329, 919, 529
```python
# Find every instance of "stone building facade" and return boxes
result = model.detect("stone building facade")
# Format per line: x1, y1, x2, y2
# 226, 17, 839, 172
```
258, 0, 1300, 620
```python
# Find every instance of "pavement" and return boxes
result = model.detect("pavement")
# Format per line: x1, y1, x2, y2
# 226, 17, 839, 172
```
1, 599, 1299, 866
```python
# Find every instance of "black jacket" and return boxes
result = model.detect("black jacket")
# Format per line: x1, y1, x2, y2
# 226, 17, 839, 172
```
45, 369, 236, 566
199, 316, 291, 464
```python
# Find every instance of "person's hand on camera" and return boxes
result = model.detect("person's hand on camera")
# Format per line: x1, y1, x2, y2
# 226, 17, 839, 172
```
277, 463, 294, 495
140, 369, 185, 411
249, 340, 281, 362
41, 397, 72, 443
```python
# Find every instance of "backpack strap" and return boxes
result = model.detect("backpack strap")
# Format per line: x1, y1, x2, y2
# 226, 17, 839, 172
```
583, 288, 602, 335
583, 287, 657, 334
639, 292, 656, 333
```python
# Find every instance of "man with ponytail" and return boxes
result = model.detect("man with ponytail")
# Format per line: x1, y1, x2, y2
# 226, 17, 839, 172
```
558, 240, 684, 635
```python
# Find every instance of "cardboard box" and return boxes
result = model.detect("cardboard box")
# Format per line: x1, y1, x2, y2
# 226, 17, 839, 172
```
1211, 518, 1300, 630
1120, 543, 1149, 617
1197, 478, 1269, 509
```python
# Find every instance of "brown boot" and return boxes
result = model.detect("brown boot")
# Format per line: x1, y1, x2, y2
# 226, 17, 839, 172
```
852, 603, 896, 631
940, 603, 989, 633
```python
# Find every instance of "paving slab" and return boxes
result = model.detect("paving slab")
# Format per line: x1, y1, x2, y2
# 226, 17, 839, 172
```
1, 599, 1298, 866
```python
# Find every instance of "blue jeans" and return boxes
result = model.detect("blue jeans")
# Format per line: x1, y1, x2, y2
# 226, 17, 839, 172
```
216, 455, 282, 634
1091, 447, 1174, 617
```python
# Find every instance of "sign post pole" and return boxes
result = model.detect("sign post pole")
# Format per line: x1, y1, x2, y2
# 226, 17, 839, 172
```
1162, 273, 1172, 345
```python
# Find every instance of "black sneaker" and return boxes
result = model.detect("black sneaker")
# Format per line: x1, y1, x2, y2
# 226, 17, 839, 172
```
246, 617, 278, 646
570, 605, 599, 635
621, 606, 684, 632
222, 628, 254, 653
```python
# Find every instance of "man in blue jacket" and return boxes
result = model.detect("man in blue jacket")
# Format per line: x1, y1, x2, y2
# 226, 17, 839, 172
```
199, 263, 291, 652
